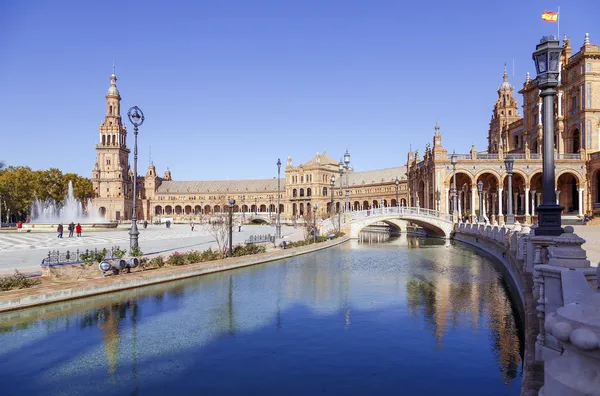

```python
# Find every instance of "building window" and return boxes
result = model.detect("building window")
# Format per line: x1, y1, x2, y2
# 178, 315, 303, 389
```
572, 96, 578, 114
587, 120, 592, 148
587, 83, 592, 108
581, 84, 585, 110
514, 135, 519, 149
587, 63, 593, 72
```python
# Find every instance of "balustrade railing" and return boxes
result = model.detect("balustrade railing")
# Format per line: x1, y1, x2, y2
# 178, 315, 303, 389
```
349, 206, 451, 222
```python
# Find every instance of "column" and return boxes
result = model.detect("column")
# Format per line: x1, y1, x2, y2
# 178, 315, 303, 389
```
537, 192, 542, 210
445, 188, 450, 214
525, 188, 530, 216
558, 91, 563, 117
458, 191, 462, 216
470, 186, 477, 222
556, 190, 560, 205
513, 192, 518, 215
491, 193, 497, 215
498, 188, 503, 216
531, 190, 536, 216
578, 188, 584, 217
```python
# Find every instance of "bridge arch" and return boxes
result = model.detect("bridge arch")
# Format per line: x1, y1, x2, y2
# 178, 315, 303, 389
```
346, 208, 453, 239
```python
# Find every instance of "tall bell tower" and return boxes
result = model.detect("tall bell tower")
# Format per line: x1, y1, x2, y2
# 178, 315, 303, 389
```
92, 66, 132, 221
488, 65, 521, 153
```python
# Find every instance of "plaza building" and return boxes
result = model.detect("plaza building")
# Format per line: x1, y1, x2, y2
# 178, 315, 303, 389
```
92, 70, 408, 223
408, 33, 600, 224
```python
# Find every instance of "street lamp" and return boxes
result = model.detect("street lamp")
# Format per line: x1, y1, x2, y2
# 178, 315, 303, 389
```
343, 150, 351, 212
330, 174, 335, 216
338, 159, 343, 230
477, 180, 483, 223
313, 204, 318, 243
533, 35, 563, 236
127, 106, 144, 251
504, 157, 515, 225
276, 158, 282, 239
451, 151, 457, 216
395, 176, 400, 207
228, 198, 235, 256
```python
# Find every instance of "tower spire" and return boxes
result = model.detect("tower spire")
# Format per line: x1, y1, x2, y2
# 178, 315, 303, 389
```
503, 63, 508, 82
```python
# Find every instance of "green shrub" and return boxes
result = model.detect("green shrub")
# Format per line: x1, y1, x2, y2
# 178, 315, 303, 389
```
200, 248, 221, 261
149, 256, 165, 268
80, 248, 108, 264
113, 248, 127, 259
0, 271, 41, 291
184, 250, 203, 263
231, 244, 266, 257
167, 252, 186, 266
130, 247, 144, 258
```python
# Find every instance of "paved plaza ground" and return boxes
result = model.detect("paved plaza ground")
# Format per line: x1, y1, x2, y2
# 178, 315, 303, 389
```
0, 224, 305, 276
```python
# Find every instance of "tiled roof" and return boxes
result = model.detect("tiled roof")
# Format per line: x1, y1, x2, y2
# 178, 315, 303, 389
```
156, 179, 283, 194
348, 166, 407, 185
301, 152, 340, 167
155, 166, 407, 194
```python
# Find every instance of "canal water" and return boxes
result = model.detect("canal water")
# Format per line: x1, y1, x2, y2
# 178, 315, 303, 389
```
0, 234, 522, 395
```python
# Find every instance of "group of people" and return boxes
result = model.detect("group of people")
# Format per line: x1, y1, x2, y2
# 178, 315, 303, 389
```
57, 222, 82, 238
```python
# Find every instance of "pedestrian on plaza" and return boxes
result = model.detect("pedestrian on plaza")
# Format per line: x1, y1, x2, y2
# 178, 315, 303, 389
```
75, 223, 82, 237
68, 222, 75, 237
57, 223, 63, 238
190, 220, 194, 231
143, 220, 148, 229
17, 221, 23, 232
238, 224, 241, 232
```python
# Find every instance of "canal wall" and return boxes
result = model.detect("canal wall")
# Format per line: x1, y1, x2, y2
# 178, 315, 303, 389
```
454, 222, 600, 396
0, 236, 350, 313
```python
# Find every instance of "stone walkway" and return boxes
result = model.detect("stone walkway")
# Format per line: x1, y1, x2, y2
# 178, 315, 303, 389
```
572, 225, 600, 267
0, 224, 306, 275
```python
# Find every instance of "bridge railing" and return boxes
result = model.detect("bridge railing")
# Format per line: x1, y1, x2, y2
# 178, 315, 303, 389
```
350, 206, 451, 222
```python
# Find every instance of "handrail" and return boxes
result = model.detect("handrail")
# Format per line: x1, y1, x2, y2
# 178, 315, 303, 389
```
349, 206, 452, 222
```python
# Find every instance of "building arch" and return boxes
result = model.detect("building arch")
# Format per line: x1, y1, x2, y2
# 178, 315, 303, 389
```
555, 168, 585, 188
214, 205, 221, 213
155, 206, 163, 215
362, 200, 369, 210
444, 170, 474, 187
184, 205, 192, 214
99, 207, 107, 216
300, 188, 305, 197
204, 205, 212, 214
557, 171, 582, 213
307, 188, 312, 197
293, 189, 297, 198
260, 204, 267, 212
165, 205, 173, 215
194, 205, 202, 214
323, 187, 327, 196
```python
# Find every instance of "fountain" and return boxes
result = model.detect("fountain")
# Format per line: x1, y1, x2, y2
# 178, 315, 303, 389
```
28, 181, 114, 228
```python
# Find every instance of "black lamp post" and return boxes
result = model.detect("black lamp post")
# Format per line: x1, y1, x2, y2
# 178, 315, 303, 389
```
338, 159, 343, 229
395, 176, 400, 207
504, 157, 515, 225
330, 174, 335, 216
451, 151, 457, 217
313, 204, 318, 243
127, 106, 144, 251
477, 180, 484, 223
343, 150, 351, 212
533, 35, 563, 236
276, 158, 282, 239
228, 198, 235, 256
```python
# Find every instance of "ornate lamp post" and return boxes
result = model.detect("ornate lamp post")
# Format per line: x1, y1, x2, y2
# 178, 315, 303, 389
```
228, 198, 235, 256
127, 106, 144, 251
276, 158, 282, 239
504, 157, 515, 225
451, 152, 458, 217
330, 174, 335, 216
533, 35, 563, 236
395, 176, 400, 207
343, 150, 351, 212
313, 204, 318, 243
338, 159, 343, 230
477, 180, 484, 223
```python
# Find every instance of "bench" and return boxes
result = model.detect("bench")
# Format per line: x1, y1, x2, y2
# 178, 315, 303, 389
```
244, 234, 275, 245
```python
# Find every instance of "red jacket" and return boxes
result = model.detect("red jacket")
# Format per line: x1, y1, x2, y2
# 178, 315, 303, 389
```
17, 221, 22, 229
75, 225, 82, 233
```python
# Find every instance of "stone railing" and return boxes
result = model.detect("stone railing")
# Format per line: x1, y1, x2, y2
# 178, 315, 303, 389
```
454, 222, 599, 396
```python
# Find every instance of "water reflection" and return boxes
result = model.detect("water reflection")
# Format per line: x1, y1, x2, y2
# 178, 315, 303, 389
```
0, 235, 522, 395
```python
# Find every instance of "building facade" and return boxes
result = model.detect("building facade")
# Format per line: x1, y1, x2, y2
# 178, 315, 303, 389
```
408, 34, 600, 224
92, 71, 408, 223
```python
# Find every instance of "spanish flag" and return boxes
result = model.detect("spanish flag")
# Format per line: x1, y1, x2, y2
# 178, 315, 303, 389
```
542, 11, 558, 22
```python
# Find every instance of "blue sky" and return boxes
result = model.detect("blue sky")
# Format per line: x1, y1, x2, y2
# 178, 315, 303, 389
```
1, 0, 598, 180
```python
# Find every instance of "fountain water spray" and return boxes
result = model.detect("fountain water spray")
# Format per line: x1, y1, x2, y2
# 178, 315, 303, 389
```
31, 181, 106, 224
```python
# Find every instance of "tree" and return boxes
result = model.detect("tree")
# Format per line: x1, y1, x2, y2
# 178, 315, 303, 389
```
0, 166, 35, 221
33, 168, 65, 204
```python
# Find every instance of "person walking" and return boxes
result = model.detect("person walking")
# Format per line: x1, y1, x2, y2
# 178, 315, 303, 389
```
57, 224, 63, 238
68, 222, 75, 237
143, 220, 148, 229
190, 220, 194, 231
75, 223, 82, 237
17, 221, 23, 232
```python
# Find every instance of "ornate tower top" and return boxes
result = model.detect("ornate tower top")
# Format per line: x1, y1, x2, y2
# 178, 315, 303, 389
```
107, 63, 120, 98
164, 167, 172, 181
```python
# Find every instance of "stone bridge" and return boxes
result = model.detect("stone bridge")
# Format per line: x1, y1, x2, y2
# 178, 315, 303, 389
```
320, 207, 454, 238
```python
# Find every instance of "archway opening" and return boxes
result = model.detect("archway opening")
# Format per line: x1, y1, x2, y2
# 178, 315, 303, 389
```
557, 172, 579, 213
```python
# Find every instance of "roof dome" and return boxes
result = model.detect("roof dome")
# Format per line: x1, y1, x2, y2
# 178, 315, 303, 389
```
107, 64, 120, 97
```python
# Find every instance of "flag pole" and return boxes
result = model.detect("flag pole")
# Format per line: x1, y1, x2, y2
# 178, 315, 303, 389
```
557, 6, 560, 39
